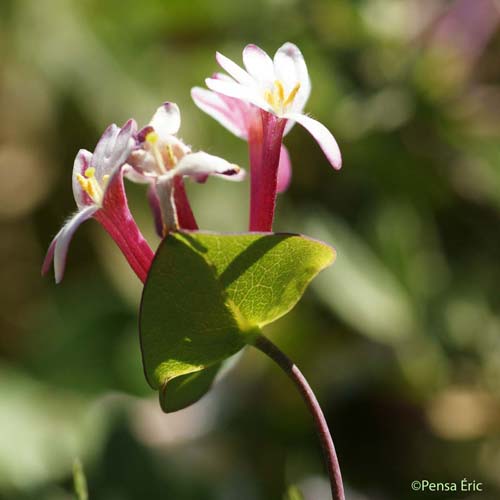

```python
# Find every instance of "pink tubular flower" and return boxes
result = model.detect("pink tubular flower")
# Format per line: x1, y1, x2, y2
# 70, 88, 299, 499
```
191, 42, 342, 231
42, 120, 154, 284
127, 102, 245, 236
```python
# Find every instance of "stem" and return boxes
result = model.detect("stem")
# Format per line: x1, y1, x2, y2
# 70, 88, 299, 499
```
253, 334, 345, 500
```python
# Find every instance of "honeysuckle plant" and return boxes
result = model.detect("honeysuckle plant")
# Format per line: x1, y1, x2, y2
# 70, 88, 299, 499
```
192, 42, 342, 231
42, 43, 345, 500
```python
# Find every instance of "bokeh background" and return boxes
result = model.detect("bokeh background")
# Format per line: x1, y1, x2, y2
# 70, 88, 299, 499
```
1, 0, 500, 498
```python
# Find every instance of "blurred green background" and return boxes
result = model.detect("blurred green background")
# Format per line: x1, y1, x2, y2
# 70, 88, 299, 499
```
1, 0, 500, 498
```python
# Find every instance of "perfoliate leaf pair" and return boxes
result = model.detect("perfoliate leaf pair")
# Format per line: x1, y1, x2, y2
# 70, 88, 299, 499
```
140, 231, 335, 412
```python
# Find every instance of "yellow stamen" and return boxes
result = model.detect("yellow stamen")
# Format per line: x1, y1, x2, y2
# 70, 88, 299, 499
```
76, 173, 88, 191
264, 89, 275, 107
84, 167, 95, 178
274, 80, 285, 103
76, 166, 109, 203
146, 131, 159, 145
76, 173, 96, 198
165, 144, 177, 167
264, 80, 301, 113
283, 82, 301, 107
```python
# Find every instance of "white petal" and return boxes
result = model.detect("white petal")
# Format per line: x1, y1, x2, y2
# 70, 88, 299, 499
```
41, 227, 62, 277
150, 102, 181, 137
72, 149, 93, 210
242, 44, 275, 84
109, 119, 137, 168
206, 77, 272, 113
123, 162, 151, 184
216, 51, 254, 86
277, 144, 292, 193
191, 87, 247, 139
284, 112, 342, 170
212, 72, 236, 83
169, 152, 244, 182
274, 42, 311, 113
92, 123, 120, 172
92, 120, 136, 178
53, 205, 98, 283
283, 117, 297, 136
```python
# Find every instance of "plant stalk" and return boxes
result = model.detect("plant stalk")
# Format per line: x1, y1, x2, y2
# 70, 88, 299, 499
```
253, 334, 345, 500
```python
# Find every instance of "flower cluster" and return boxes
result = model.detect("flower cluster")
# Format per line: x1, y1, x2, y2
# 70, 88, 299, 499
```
43, 42, 341, 283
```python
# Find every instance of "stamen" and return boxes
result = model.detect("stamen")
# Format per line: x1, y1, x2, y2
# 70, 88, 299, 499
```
145, 130, 167, 174
76, 173, 96, 199
76, 170, 106, 203
145, 131, 159, 145
274, 80, 285, 103
283, 82, 301, 107
76, 174, 88, 192
264, 80, 300, 113
84, 167, 96, 179
264, 89, 275, 107
165, 144, 177, 167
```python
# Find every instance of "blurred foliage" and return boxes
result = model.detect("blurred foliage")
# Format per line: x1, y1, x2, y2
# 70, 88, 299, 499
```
1, 0, 500, 498
73, 459, 88, 500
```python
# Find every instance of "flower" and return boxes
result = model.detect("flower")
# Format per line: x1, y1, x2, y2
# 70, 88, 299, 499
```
191, 43, 342, 231
127, 102, 245, 235
192, 75, 292, 194
42, 120, 154, 283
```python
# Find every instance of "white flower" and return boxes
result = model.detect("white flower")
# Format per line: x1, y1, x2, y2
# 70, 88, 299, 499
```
196, 43, 341, 170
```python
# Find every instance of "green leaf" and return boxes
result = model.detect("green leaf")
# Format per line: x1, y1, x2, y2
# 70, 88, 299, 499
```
189, 232, 335, 327
140, 232, 335, 411
159, 361, 221, 413
140, 233, 247, 390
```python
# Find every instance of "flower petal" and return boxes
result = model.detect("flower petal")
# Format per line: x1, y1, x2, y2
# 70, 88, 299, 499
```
284, 112, 342, 170
191, 87, 247, 139
212, 72, 236, 83
50, 205, 98, 283
277, 144, 292, 193
283, 118, 297, 136
123, 161, 152, 184
274, 43, 311, 114
112, 119, 137, 162
72, 149, 94, 209
242, 44, 275, 84
91, 120, 137, 179
150, 102, 181, 137
216, 51, 254, 86
92, 123, 120, 175
170, 152, 245, 182
206, 77, 272, 112
41, 228, 61, 277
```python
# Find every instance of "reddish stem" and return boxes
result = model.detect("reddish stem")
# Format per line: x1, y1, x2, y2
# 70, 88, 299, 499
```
253, 334, 345, 500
